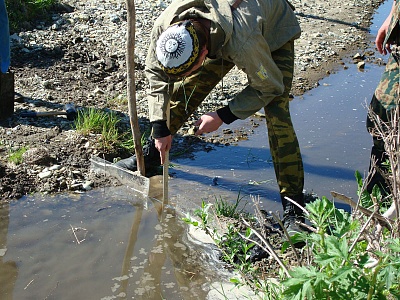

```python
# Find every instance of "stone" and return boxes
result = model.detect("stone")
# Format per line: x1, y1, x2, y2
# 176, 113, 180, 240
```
23, 146, 52, 165
38, 170, 52, 179
357, 61, 365, 69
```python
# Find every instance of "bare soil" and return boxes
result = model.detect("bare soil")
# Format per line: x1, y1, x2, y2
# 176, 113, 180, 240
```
0, 0, 384, 201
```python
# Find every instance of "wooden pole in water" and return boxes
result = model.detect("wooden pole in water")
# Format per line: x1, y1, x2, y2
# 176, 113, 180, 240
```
126, 0, 145, 176
163, 103, 170, 205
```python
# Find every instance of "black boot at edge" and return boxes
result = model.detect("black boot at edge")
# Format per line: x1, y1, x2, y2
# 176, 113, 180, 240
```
114, 139, 161, 176
281, 194, 306, 247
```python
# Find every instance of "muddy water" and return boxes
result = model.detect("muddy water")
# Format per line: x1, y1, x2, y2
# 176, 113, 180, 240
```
0, 1, 393, 299
0, 188, 231, 299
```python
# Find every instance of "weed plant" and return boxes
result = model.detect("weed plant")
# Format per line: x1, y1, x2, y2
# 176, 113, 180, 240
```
184, 197, 271, 296
282, 195, 400, 300
185, 191, 400, 299
214, 192, 249, 219
7, 146, 28, 164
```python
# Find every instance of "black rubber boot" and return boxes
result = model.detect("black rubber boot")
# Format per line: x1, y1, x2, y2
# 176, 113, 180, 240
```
281, 194, 305, 238
115, 139, 161, 175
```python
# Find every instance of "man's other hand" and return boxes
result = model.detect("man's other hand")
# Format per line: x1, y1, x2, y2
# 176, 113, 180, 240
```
195, 112, 223, 135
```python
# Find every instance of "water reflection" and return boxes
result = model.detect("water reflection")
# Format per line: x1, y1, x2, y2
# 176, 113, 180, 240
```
114, 198, 222, 300
1, 188, 228, 299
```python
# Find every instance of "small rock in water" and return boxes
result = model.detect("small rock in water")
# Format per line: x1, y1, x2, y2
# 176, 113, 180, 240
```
222, 128, 233, 134
212, 176, 219, 186
357, 61, 365, 69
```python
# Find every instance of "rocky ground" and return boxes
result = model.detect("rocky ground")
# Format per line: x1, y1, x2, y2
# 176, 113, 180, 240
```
0, 0, 385, 200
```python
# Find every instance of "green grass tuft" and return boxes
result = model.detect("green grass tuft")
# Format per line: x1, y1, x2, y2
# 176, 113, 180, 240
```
8, 146, 28, 165
74, 108, 134, 153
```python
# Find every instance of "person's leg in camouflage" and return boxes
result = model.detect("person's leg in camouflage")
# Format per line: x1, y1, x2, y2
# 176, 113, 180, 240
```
366, 96, 391, 195
263, 41, 305, 236
366, 49, 400, 196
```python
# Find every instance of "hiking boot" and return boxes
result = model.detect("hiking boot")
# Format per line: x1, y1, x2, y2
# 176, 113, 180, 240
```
114, 138, 161, 175
282, 203, 305, 237
281, 194, 306, 247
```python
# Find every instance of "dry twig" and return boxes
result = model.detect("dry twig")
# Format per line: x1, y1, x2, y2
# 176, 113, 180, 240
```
240, 217, 291, 277
270, 211, 303, 266
69, 224, 87, 244
330, 191, 393, 230
366, 100, 400, 235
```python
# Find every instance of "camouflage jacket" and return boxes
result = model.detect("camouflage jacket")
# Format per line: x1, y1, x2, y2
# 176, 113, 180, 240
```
145, 0, 301, 123
375, 0, 400, 109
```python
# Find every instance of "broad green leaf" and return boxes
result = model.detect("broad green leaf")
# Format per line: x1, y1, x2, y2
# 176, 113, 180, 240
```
302, 280, 314, 300
282, 282, 306, 297
326, 235, 349, 261
281, 241, 290, 253
289, 232, 308, 245
379, 264, 397, 289
330, 208, 357, 237
230, 277, 241, 285
355, 170, 363, 188
313, 276, 329, 299
288, 266, 319, 279
314, 253, 337, 266
330, 265, 357, 282
388, 238, 400, 253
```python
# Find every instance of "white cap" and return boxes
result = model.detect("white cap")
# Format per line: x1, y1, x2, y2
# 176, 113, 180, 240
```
156, 20, 200, 75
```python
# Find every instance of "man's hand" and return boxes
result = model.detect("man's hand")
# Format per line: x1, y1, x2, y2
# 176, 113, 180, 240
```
375, 0, 396, 55
154, 135, 172, 165
195, 112, 223, 135
376, 21, 391, 55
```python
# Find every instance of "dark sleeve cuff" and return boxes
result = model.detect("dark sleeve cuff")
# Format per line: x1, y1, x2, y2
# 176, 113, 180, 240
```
151, 120, 171, 138
217, 105, 239, 124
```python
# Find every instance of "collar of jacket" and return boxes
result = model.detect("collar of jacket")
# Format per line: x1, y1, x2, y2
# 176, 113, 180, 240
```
208, 21, 225, 57
203, 0, 234, 45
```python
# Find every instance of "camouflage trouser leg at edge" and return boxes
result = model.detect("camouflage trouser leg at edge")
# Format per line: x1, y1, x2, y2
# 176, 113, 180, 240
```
366, 95, 390, 194
264, 41, 304, 199
366, 49, 400, 194
169, 58, 235, 134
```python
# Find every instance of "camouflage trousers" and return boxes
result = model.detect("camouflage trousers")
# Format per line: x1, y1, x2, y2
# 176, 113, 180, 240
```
169, 41, 304, 198
366, 47, 400, 194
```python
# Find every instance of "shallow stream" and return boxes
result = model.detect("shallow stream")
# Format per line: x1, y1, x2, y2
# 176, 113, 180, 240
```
0, 1, 393, 299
